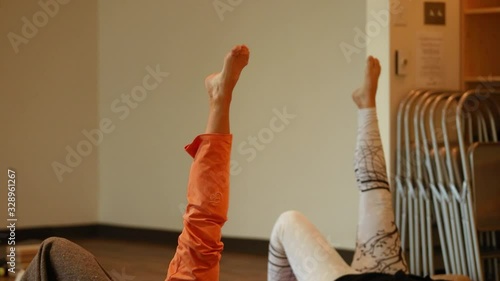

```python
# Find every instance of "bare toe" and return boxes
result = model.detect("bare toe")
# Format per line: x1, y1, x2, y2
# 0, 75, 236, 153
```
205, 45, 250, 105
352, 56, 381, 109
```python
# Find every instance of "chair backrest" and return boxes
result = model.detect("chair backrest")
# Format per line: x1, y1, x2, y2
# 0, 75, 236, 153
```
469, 142, 500, 231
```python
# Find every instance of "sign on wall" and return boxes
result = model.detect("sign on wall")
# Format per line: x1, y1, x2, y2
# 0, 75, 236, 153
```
416, 31, 445, 88
424, 2, 446, 25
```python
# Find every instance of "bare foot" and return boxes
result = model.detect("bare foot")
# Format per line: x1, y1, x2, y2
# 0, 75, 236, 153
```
205, 45, 250, 107
352, 56, 381, 109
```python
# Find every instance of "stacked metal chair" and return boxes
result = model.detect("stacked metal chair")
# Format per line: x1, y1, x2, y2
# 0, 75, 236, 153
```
395, 89, 500, 281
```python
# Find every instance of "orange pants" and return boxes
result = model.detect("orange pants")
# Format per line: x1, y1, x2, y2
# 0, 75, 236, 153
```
166, 134, 232, 281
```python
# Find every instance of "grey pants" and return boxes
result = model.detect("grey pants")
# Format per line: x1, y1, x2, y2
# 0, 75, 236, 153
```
21, 237, 112, 281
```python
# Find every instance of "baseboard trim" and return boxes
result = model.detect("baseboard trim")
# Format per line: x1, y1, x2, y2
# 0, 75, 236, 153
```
0, 224, 354, 259
0, 224, 99, 243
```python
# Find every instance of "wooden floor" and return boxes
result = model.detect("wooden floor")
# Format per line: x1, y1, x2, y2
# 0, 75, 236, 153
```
74, 238, 268, 281
0, 238, 267, 281
1, 238, 352, 280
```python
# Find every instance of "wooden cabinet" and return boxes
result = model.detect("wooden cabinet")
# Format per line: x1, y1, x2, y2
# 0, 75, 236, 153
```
462, 0, 500, 90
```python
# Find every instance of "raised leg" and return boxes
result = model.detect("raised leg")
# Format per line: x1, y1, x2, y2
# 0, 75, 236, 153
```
166, 45, 249, 281
350, 57, 408, 274
204, 45, 250, 134
268, 211, 357, 281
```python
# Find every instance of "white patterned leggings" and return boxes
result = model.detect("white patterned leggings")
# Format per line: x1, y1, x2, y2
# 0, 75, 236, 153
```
267, 109, 408, 281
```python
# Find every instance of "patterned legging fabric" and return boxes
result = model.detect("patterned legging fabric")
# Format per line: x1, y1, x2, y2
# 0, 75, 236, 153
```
267, 108, 408, 281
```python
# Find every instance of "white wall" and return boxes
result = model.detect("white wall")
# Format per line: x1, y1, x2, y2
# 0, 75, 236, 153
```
0, 0, 99, 227
388, 0, 460, 179
2, 0, 459, 251
98, 0, 367, 248
365, 0, 392, 174
366, 0, 460, 183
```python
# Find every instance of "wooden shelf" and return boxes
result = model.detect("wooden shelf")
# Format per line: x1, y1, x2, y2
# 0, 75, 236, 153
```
480, 248, 500, 259
461, 1, 500, 90
464, 76, 500, 83
464, 0, 500, 10
465, 7, 500, 14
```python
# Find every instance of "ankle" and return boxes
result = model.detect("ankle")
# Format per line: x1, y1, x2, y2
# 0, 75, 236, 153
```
358, 97, 376, 109
210, 97, 231, 112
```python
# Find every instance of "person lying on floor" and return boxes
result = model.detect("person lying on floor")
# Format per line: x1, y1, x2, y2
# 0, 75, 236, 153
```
265, 55, 469, 281
19, 45, 249, 281
20, 45, 468, 281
